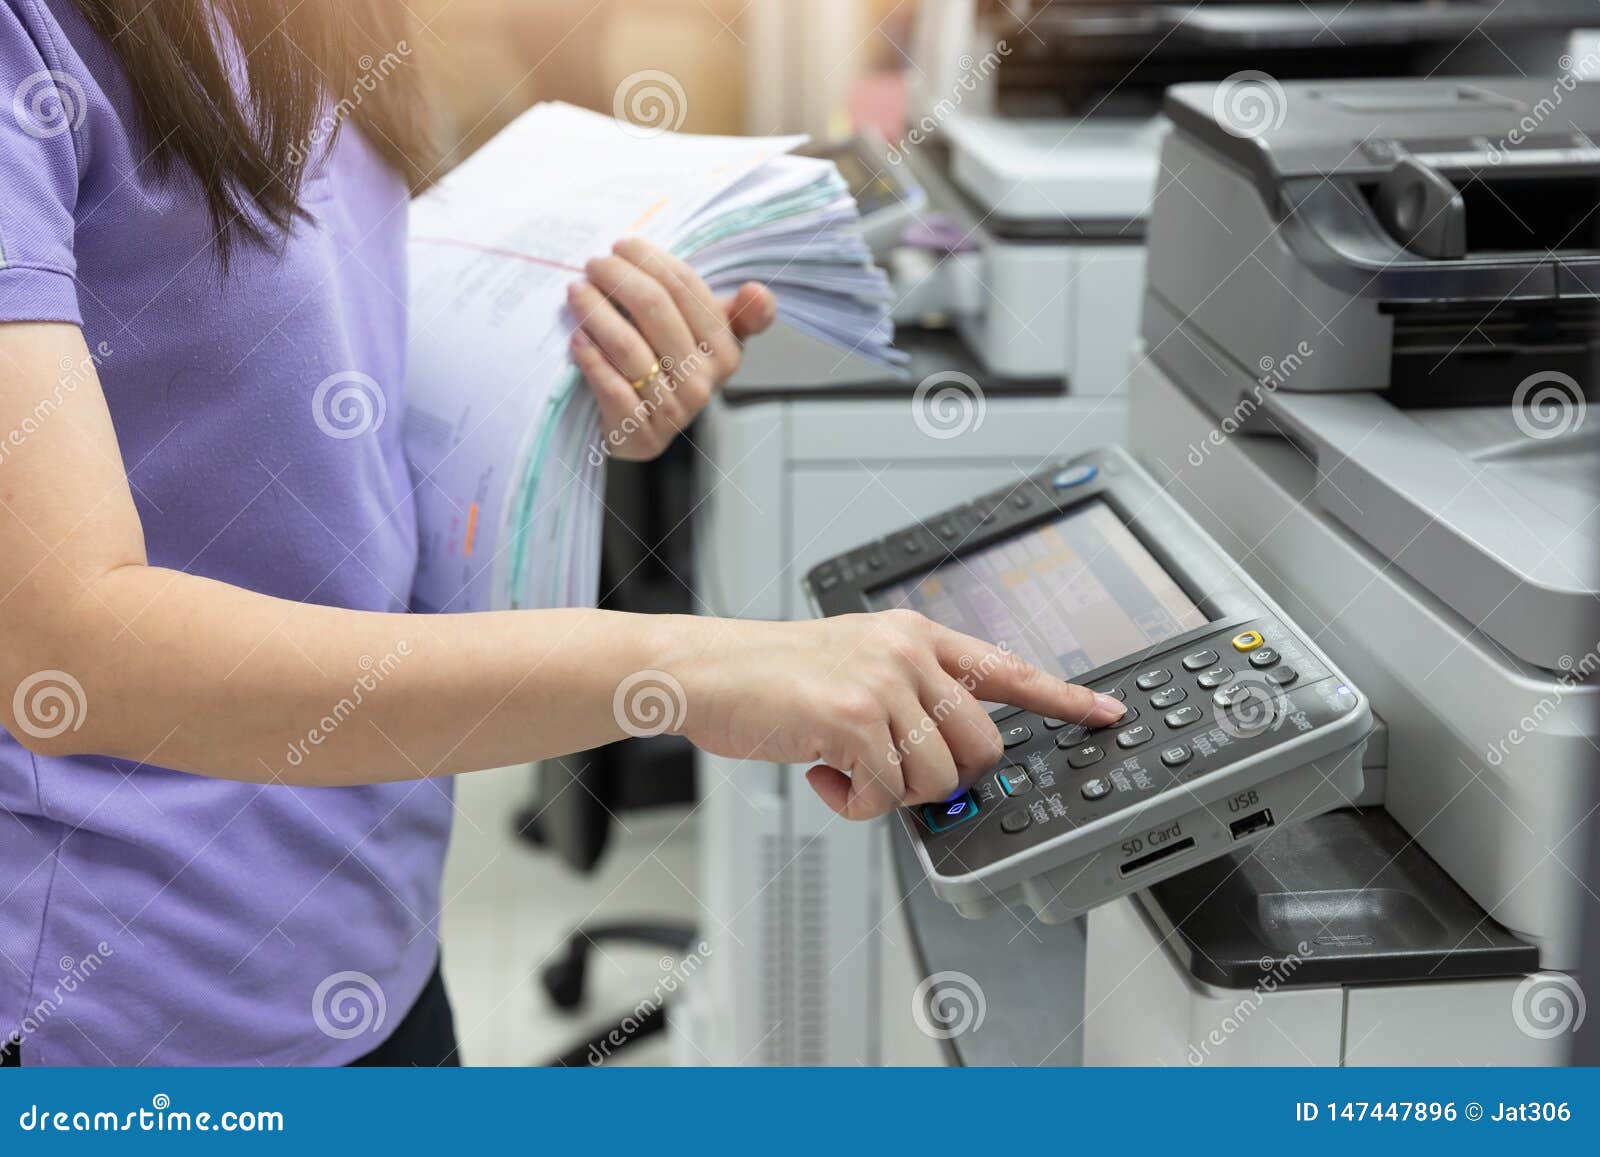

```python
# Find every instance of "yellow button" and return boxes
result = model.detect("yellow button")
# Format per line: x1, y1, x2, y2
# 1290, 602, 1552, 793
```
1231, 630, 1264, 652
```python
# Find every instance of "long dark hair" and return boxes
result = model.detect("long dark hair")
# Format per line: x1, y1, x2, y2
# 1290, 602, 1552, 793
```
73, 0, 432, 260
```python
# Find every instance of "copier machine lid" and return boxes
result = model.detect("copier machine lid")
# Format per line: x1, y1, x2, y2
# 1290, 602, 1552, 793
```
943, 112, 1165, 231
1265, 389, 1598, 674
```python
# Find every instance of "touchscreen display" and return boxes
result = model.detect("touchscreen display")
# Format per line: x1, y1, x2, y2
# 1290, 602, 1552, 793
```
867, 501, 1208, 679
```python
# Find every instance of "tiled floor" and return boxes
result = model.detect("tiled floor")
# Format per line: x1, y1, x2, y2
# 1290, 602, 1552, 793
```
438, 765, 700, 1067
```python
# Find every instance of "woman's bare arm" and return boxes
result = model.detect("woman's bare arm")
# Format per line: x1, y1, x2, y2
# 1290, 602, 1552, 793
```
0, 321, 1121, 810
0, 321, 677, 784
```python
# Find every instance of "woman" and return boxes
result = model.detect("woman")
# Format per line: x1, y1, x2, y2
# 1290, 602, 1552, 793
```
0, 0, 1122, 1066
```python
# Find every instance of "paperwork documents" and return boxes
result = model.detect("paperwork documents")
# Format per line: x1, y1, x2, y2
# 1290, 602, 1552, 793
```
403, 103, 901, 614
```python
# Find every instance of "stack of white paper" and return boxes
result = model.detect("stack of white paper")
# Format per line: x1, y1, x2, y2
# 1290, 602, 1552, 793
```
403, 103, 902, 614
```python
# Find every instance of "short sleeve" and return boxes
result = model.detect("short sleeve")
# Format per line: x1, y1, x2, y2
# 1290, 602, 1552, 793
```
0, 0, 83, 325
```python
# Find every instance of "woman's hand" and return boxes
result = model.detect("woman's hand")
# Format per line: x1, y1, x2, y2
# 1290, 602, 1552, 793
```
664, 610, 1127, 820
568, 238, 777, 460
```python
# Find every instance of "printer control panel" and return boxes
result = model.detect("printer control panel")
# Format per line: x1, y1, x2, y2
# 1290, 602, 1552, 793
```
805, 447, 1372, 922
919, 617, 1360, 877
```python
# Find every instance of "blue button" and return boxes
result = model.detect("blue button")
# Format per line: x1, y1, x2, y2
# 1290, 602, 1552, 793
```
1051, 463, 1098, 489
922, 792, 979, 833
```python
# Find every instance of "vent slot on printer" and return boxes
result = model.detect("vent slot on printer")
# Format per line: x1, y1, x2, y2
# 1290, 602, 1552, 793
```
1382, 299, 1600, 407
1362, 170, 1600, 257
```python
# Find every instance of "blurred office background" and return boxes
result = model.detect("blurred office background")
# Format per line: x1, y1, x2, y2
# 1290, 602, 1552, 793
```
422, 0, 905, 1066
414, 0, 910, 155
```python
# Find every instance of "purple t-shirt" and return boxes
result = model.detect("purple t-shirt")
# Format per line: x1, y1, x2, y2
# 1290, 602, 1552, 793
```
0, 1, 451, 1064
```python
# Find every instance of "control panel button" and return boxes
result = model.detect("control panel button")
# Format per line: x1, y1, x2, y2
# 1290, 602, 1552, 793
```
1231, 630, 1265, 652
1041, 716, 1075, 730
1099, 686, 1126, 701
1149, 685, 1187, 710
1164, 705, 1204, 729
989, 705, 1024, 724
899, 534, 923, 556
1213, 684, 1251, 708
1000, 810, 1033, 834
1051, 463, 1099, 489
1196, 666, 1233, 690
1101, 703, 1139, 728
995, 767, 1033, 796
1067, 744, 1105, 769
1267, 666, 1298, 687
1080, 777, 1111, 801
816, 573, 840, 592
1134, 668, 1172, 691
1161, 744, 1192, 769
1182, 649, 1219, 671
1053, 724, 1090, 747
1000, 723, 1033, 748
1115, 725, 1154, 749
922, 793, 979, 833
1247, 647, 1281, 669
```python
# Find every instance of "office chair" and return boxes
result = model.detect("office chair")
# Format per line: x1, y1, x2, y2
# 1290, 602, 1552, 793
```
515, 448, 700, 1065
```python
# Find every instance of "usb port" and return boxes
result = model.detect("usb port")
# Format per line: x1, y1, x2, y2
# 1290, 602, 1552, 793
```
1229, 809, 1275, 840
1119, 836, 1196, 877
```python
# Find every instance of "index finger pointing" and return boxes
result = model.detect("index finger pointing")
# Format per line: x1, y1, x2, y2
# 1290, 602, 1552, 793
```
929, 623, 1125, 726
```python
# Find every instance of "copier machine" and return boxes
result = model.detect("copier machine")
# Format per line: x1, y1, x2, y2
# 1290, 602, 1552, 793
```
681, 8, 1600, 1066
895, 0, 1594, 384
1089, 77, 1600, 1064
